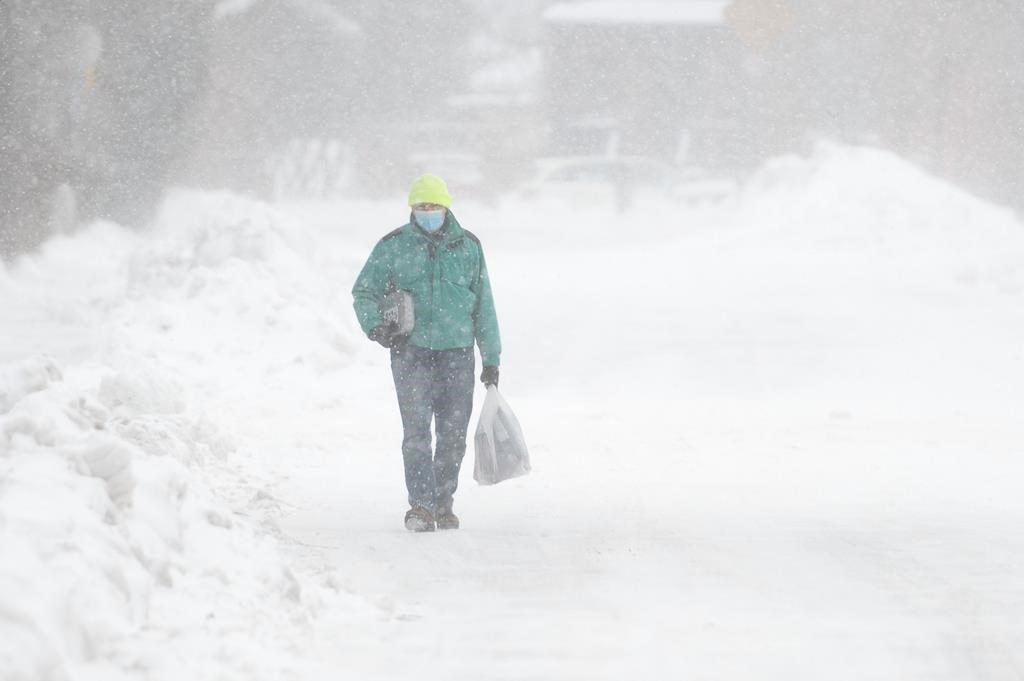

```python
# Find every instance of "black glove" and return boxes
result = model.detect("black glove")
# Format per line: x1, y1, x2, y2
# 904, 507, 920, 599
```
480, 365, 499, 387
368, 322, 398, 348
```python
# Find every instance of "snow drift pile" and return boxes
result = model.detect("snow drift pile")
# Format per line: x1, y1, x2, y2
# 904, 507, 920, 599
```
0, 354, 329, 680
109, 191, 361, 385
0, 192, 376, 681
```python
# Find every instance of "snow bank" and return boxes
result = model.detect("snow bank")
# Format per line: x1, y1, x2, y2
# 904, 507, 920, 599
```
0, 350, 356, 679
108, 191, 361, 383
736, 144, 1023, 268
0, 354, 332, 680
0, 190, 388, 680
0, 356, 64, 413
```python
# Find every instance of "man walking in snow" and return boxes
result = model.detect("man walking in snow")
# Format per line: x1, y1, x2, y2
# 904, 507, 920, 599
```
352, 174, 501, 532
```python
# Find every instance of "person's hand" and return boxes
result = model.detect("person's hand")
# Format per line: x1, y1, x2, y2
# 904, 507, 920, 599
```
368, 322, 398, 348
480, 365, 499, 387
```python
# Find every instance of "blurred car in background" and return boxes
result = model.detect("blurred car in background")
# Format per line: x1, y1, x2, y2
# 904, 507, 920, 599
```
514, 155, 736, 207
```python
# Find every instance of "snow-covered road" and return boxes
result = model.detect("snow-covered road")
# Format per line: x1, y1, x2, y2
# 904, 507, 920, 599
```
3, 146, 1024, 680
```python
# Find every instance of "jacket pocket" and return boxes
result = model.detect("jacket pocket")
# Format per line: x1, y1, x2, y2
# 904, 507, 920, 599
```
440, 248, 476, 289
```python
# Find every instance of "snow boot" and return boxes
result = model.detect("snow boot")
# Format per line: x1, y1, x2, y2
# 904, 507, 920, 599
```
436, 502, 459, 531
404, 506, 435, 532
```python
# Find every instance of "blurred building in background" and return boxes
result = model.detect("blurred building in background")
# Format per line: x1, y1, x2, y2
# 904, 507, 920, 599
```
2, 0, 1023, 258
542, 0, 747, 169
733, 0, 1024, 206
177, 0, 362, 198
1, 0, 208, 256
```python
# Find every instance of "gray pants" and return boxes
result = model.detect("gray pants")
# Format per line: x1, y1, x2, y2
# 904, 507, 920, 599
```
390, 344, 475, 513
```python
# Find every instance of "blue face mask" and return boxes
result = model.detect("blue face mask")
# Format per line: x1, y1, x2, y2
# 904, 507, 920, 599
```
413, 209, 446, 232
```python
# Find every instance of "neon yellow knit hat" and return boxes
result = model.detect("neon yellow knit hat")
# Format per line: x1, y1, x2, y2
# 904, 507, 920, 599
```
407, 174, 452, 208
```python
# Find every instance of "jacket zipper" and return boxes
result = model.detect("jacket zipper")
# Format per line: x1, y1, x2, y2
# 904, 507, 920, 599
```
427, 241, 437, 346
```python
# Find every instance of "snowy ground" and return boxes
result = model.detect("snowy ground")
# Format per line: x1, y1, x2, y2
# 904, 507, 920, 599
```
3, 145, 1024, 680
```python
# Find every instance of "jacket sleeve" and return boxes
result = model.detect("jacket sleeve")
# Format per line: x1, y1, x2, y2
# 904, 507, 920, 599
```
351, 240, 390, 335
472, 246, 502, 367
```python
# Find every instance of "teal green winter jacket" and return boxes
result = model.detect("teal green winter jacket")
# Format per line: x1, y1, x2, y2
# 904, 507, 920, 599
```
352, 212, 501, 367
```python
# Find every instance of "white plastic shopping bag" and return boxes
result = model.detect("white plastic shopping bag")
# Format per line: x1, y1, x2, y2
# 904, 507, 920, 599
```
473, 386, 530, 485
